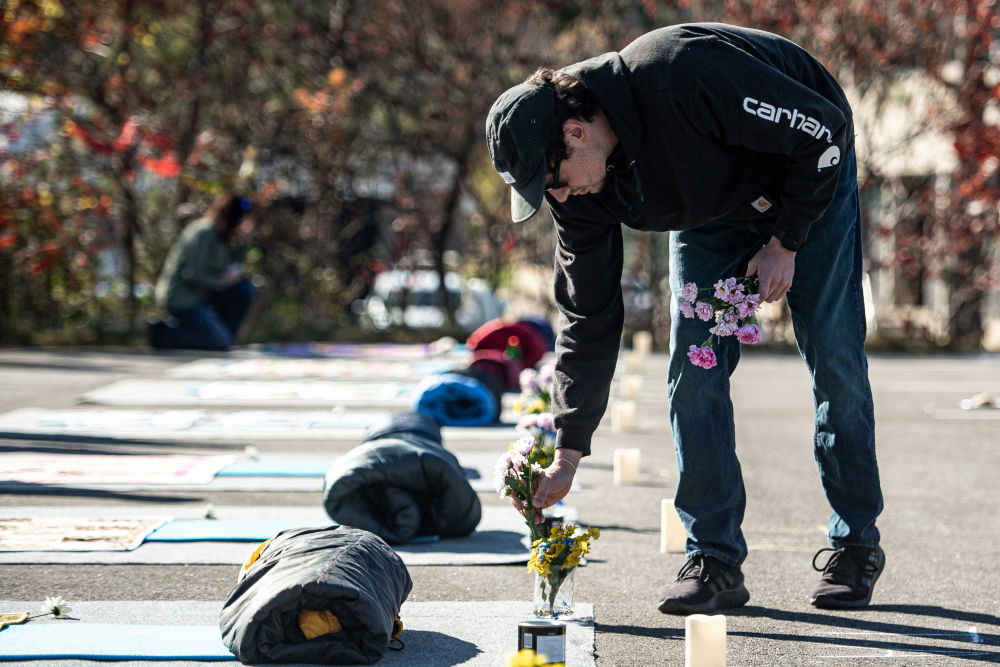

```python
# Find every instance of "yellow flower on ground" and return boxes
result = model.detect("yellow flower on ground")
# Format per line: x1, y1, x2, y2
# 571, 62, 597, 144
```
506, 648, 561, 666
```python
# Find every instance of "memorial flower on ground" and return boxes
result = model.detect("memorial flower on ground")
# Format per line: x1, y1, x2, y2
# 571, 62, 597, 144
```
27, 596, 73, 620
43, 596, 71, 618
528, 523, 600, 619
677, 276, 762, 369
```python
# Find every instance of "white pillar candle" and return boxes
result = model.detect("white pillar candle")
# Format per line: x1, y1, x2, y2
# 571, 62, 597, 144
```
633, 330, 653, 356
625, 352, 640, 373
660, 499, 686, 553
611, 400, 636, 433
612, 447, 640, 485
620, 374, 643, 400
685, 614, 727, 667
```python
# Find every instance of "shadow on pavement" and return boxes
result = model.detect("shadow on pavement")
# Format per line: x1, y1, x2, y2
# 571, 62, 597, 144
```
0, 481, 204, 503
0, 358, 134, 373
0, 432, 242, 452
734, 603, 999, 628
729, 605, 998, 659
593, 622, 683, 640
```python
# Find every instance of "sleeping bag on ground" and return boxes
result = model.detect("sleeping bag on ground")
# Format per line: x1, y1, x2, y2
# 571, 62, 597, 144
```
466, 318, 549, 367
322, 421, 482, 544
362, 410, 442, 446
469, 348, 521, 391
411, 368, 502, 426
219, 525, 412, 665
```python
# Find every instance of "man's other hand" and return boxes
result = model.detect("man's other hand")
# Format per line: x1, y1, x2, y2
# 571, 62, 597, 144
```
746, 236, 796, 302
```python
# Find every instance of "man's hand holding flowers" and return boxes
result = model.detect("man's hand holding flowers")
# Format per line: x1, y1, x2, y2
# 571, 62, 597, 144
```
532, 449, 581, 512
496, 427, 580, 540
746, 235, 796, 302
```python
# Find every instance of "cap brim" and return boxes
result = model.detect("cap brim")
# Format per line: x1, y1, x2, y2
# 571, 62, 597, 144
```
509, 159, 546, 223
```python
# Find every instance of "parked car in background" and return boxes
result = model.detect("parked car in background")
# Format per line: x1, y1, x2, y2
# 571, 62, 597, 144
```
354, 270, 505, 333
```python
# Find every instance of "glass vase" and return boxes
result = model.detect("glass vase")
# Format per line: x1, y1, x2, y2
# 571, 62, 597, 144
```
532, 567, 576, 619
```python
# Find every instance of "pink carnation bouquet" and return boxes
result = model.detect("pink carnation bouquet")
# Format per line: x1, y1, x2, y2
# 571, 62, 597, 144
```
678, 276, 762, 369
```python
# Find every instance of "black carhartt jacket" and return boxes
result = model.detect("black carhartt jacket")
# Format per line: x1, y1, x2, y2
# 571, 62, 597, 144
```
547, 23, 853, 455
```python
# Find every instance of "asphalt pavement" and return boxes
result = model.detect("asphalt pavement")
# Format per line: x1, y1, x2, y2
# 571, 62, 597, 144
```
0, 344, 998, 665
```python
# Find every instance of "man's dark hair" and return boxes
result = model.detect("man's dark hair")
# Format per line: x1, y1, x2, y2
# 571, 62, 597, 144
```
210, 193, 253, 238
523, 67, 600, 168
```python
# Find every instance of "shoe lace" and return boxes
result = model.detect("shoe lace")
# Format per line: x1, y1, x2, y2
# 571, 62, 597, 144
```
676, 553, 710, 583
812, 547, 873, 579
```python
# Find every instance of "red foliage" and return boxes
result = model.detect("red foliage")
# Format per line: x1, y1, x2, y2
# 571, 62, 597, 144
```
140, 153, 182, 178
68, 124, 113, 155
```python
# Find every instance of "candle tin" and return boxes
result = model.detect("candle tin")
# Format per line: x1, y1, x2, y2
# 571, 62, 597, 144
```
518, 620, 566, 664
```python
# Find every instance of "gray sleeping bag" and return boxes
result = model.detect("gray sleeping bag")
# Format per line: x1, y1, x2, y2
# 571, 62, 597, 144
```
322, 411, 482, 545
219, 524, 412, 665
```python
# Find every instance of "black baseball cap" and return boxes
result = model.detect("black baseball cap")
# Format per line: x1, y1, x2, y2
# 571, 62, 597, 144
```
485, 83, 554, 223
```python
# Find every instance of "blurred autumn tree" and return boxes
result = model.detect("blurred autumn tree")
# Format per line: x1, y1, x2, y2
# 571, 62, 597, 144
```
2, 0, 997, 348
0, 0, 398, 342
0, 0, 613, 343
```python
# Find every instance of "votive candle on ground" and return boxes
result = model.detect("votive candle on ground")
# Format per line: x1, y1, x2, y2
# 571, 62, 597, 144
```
685, 614, 727, 667
611, 400, 636, 433
621, 374, 643, 400
660, 498, 686, 553
612, 447, 641, 485
625, 352, 640, 373
633, 331, 653, 356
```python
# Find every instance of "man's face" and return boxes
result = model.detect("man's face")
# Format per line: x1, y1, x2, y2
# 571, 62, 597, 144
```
544, 122, 608, 202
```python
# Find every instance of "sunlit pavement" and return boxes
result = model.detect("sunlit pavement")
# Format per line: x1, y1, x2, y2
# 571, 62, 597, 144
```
0, 346, 998, 665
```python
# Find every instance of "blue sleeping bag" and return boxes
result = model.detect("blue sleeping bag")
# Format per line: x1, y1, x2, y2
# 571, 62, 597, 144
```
411, 369, 501, 426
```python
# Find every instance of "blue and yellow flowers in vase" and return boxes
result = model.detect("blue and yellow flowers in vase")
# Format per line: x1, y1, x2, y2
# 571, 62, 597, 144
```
528, 523, 600, 619
497, 362, 599, 620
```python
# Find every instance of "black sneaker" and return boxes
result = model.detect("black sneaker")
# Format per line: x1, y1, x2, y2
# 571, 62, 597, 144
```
810, 545, 885, 609
657, 553, 750, 615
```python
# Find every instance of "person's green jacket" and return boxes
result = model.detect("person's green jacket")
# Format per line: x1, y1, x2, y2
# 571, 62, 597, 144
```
155, 218, 246, 311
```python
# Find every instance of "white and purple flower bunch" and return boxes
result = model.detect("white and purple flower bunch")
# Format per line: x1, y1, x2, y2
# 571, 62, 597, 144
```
678, 276, 762, 369
516, 412, 556, 468
495, 434, 549, 541
514, 360, 556, 414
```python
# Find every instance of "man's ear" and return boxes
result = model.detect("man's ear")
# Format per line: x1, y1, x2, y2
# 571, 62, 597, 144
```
562, 119, 587, 144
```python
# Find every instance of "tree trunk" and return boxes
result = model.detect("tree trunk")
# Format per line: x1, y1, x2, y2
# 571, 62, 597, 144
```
171, 0, 211, 222
435, 131, 477, 329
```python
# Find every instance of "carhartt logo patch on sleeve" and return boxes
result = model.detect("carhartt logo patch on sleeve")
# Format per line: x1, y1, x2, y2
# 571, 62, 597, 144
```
499, 170, 516, 185
817, 145, 841, 170
751, 196, 773, 213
